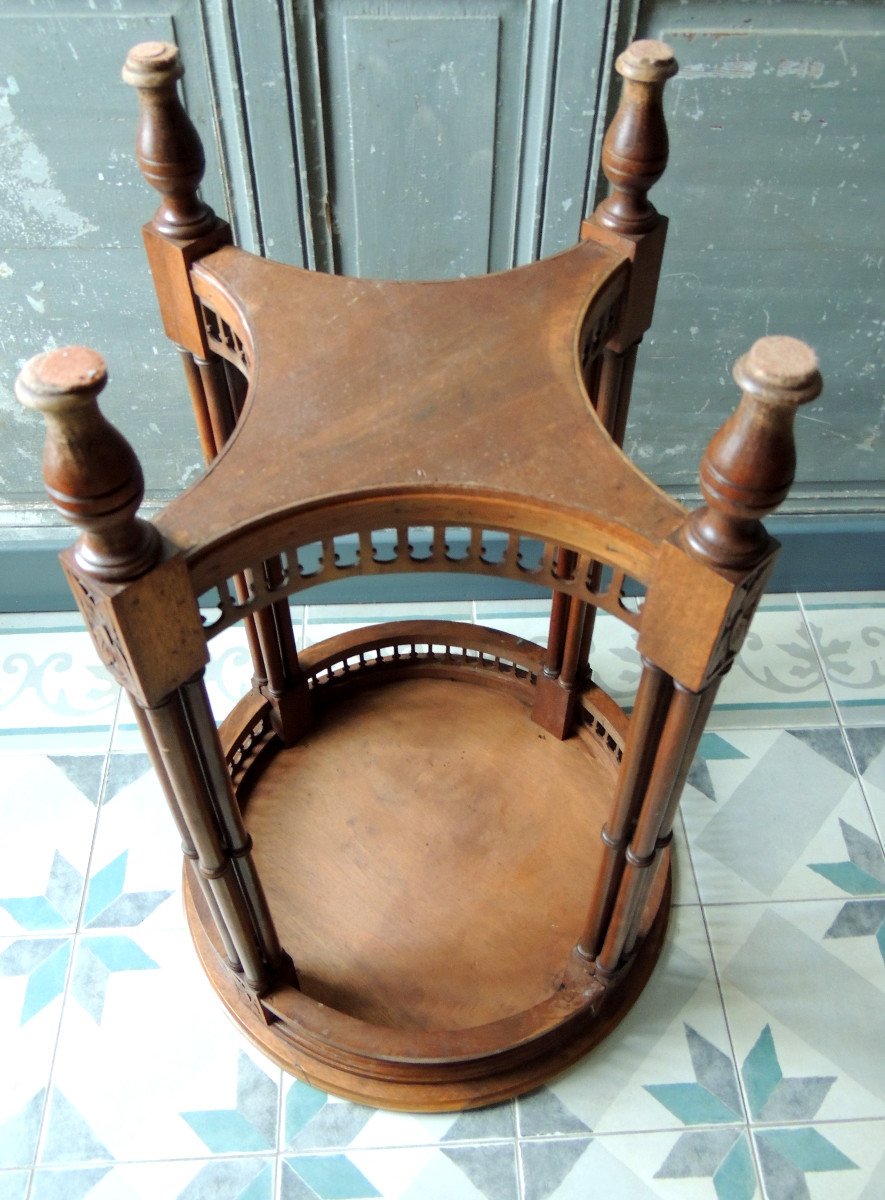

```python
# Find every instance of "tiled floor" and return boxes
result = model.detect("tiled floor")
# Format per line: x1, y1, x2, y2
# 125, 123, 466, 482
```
1, 593, 884, 1200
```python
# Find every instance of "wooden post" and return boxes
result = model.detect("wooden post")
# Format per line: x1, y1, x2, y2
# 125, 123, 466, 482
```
576, 660, 671, 961
594, 39, 678, 239
123, 41, 304, 705
542, 41, 678, 731
582, 336, 822, 978
16, 346, 288, 998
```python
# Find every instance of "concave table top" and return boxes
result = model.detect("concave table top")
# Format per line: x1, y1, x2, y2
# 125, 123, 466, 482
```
156, 239, 685, 571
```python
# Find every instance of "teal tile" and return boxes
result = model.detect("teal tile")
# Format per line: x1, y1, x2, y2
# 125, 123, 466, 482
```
182, 1052, 278, 1154
644, 1083, 741, 1126
0, 1091, 45, 1170
520, 1132, 760, 1200
0, 1169, 29, 1200
0, 757, 101, 937
28, 1158, 276, 1199
801, 596, 885, 726
282, 1155, 381, 1199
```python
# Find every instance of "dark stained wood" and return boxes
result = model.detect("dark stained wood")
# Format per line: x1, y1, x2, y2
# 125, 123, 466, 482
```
122, 41, 217, 240
577, 660, 672, 961
123, 42, 231, 357
16, 35, 823, 1111
685, 336, 823, 569
245, 675, 619, 1030
594, 40, 677, 236
15, 347, 160, 582
183, 851, 671, 1110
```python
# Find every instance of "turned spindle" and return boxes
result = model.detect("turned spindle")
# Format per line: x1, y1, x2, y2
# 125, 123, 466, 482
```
122, 41, 217, 239
595, 39, 678, 236
685, 336, 822, 569
15, 346, 160, 582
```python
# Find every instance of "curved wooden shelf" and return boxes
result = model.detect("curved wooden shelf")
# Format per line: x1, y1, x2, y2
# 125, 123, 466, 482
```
183, 627, 671, 1110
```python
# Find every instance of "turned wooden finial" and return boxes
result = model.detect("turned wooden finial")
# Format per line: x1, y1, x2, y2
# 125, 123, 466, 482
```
684, 336, 822, 569
16, 346, 161, 581
595, 39, 678, 235
122, 41, 216, 239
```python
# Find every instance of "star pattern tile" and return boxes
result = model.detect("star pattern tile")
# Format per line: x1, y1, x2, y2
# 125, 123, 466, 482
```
1, 595, 882, 1199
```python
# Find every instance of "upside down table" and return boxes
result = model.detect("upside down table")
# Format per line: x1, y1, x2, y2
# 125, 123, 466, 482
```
17, 39, 821, 1110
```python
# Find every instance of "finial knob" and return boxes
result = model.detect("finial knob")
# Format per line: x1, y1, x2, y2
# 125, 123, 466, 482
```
685, 336, 822, 569
123, 41, 216, 239
732, 335, 822, 406
615, 39, 678, 84
122, 40, 182, 87
595, 39, 678, 235
16, 347, 161, 581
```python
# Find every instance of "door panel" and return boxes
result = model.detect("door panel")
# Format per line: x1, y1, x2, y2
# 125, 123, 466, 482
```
0, 1, 233, 521
631, 0, 884, 512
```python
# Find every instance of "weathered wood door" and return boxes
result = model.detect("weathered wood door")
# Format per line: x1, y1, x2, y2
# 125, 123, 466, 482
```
1, 0, 882, 607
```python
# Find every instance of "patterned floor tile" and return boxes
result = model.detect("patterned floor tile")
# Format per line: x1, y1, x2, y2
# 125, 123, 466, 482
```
844, 726, 885, 848
0, 621, 118, 740
28, 1156, 275, 1199
752, 1119, 885, 1200
681, 728, 885, 904
0, 756, 103, 936
587, 612, 640, 709
585, 597, 838, 727
282, 1078, 514, 1154
474, 599, 551, 646
802, 593, 885, 726
517, 906, 740, 1136
303, 601, 473, 648
710, 598, 837, 730
0, 933, 68, 1168
0, 1171, 29, 1200
520, 1130, 760, 1200
281, 1142, 518, 1199
203, 623, 259, 720
41, 928, 281, 1164
706, 901, 885, 1123
85, 757, 182, 933
671, 815, 701, 906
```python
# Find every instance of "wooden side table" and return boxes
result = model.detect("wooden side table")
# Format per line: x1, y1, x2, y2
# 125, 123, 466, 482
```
16, 39, 821, 1111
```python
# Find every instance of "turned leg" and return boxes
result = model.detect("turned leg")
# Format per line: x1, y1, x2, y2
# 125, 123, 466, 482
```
140, 676, 283, 990
578, 336, 822, 977
16, 346, 290, 998
576, 659, 672, 960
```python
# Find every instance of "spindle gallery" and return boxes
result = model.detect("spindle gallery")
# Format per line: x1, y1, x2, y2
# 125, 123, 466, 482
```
16, 39, 820, 1110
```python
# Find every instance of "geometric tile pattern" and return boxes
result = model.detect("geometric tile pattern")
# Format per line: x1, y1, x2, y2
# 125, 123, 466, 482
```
1, 594, 883, 1198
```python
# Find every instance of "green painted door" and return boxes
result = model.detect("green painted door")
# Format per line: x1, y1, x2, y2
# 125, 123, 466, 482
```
0, 0, 881, 608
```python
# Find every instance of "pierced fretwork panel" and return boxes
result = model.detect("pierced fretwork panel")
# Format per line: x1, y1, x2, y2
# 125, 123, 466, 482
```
195, 525, 647, 641
220, 620, 626, 794
200, 302, 251, 376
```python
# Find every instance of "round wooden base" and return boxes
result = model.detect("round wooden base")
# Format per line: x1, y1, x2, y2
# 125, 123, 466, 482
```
183, 644, 671, 1110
